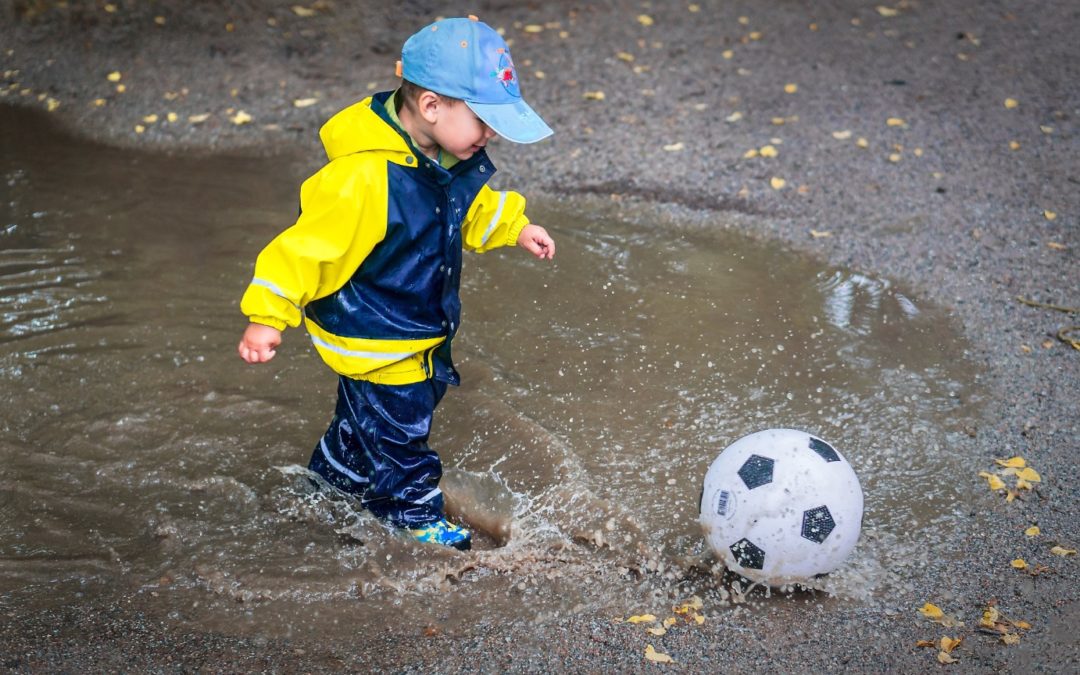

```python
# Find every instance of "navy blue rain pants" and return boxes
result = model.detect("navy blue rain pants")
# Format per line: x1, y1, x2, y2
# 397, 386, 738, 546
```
307, 376, 448, 528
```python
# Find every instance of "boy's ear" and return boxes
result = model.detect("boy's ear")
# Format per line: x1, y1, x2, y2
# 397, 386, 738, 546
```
416, 90, 442, 123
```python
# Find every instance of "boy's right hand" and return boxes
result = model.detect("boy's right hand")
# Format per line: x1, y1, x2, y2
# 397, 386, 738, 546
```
238, 323, 282, 363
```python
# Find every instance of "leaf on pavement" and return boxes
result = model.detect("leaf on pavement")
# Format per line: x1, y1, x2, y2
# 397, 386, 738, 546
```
644, 645, 673, 663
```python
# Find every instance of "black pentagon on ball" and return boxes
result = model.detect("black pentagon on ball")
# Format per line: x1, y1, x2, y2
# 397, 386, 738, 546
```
729, 538, 766, 570
737, 454, 774, 489
808, 437, 840, 462
801, 505, 836, 543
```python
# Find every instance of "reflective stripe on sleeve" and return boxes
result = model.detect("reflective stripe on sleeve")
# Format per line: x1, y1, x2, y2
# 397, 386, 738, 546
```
250, 277, 301, 309
479, 191, 508, 245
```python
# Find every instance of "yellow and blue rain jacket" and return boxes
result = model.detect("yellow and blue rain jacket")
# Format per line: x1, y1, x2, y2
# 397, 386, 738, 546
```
240, 91, 530, 385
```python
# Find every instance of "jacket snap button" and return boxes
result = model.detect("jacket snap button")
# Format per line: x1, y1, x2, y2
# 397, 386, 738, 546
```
435, 206, 440, 214
439, 264, 446, 272
441, 320, 448, 327
405, 156, 414, 164
479, 165, 486, 173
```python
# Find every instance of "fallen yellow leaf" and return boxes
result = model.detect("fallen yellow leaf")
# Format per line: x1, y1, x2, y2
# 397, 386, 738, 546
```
980, 606, 1000, 628
646, 626, 666, 636
693, 614, 705, 625
1011, 558, 1028, 569
918, 603, 944, 620
644, 645, 673, 663
93, 98, 106, 107
688, 4, 700, 12
107, 71, 122, 82
743, 148, 759, 159
46, 98, 60, 112
810, 229, 832, 238
1025, 526, 1040, 537
293, 97, 318, 108
627, 614, 657, 624
748, 31, 762, 40
583, 91, 605, 101
1043, 210, 1057, 221
887, 117, 906, 127
616, 51, 634, 62
142, 114, 158, 124
995, 456, 1026, 468
832, 130, 852, 140
637, 15, 654, 26
116, 84, 126, 93
1009, 140, 1020, 150
856, 137, 869, 148
888, 153, 902, 162
134, 124, 145, 134
784, 83, 798, 94
1015, 467, 1040, 483
1013, 620, 1032, 630
189, 113, 211, 124
523, 24, 543, 33
722, 49, 734, 59
771, 117, 786, 125
674, 596, 703, 613
1016, 478, 1033, 490
725, 111, 743, 122
877, 6, 899, 17
663, 142, 685, 152
292, 6, 316, 17
1047, 242, 1066, 250
770, 177, 786, 190
940, 636, 962, 653
915, 640, 936, 648
1050, 546, 1076, 557
1001, 633, 1021, 645
166, 112, 178, 123
759, 145, 778, 158
937, 651, 957, 664
1004, 98, 1019, 109
1040, 125, 1054, 134
230, 110, 253, 125
978, 471, 1006, 491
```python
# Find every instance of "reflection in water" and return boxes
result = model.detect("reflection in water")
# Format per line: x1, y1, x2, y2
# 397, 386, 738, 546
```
0, 106, 984, 640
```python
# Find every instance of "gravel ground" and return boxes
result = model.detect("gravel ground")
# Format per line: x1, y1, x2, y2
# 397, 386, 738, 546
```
2, 0, 1077, 671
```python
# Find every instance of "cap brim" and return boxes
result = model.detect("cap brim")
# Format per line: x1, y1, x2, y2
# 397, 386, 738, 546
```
466, 99, 553, 144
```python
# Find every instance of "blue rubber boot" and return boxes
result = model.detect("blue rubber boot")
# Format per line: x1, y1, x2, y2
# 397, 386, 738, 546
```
408, 518, 472, 551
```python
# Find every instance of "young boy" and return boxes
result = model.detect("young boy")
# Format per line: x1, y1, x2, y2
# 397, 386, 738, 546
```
237, 16, 555, 551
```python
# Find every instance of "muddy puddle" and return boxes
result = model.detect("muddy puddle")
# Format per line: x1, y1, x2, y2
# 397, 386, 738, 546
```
0, 105, 985, 640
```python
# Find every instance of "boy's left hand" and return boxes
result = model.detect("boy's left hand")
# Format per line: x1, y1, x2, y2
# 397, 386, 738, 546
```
517, 224, 555, 260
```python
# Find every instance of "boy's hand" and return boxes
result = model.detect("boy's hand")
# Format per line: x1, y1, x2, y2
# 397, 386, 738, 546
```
517, 224, 555, 260
238, 323, 282, 363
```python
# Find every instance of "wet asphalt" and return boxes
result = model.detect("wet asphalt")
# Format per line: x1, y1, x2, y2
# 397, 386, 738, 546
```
1, 0, 1077, 671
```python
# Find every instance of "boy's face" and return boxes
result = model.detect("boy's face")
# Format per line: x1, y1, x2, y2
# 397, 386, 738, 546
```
432, 101, 498, 160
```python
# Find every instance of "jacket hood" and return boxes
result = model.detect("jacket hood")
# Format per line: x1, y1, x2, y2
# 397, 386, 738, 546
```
319, 95, 411, 161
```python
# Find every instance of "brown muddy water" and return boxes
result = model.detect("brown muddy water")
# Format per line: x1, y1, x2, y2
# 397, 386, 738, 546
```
0, 105, 985, 640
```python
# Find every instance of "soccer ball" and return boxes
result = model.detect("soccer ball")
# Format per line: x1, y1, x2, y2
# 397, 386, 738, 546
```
699, 429, 863, 585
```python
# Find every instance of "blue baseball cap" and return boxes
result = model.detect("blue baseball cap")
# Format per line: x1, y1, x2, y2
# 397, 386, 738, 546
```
401, 17, 553, 144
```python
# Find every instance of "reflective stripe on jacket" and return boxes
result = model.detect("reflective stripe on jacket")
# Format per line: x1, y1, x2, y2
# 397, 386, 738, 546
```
240, 91, 529, 384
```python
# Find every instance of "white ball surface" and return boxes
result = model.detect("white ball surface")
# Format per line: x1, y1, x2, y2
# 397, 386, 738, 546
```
699, 428, 863, 585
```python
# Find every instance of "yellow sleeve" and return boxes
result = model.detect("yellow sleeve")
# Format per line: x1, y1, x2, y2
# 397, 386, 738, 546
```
461, 185, 529, 253
239, 154, 389, 330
